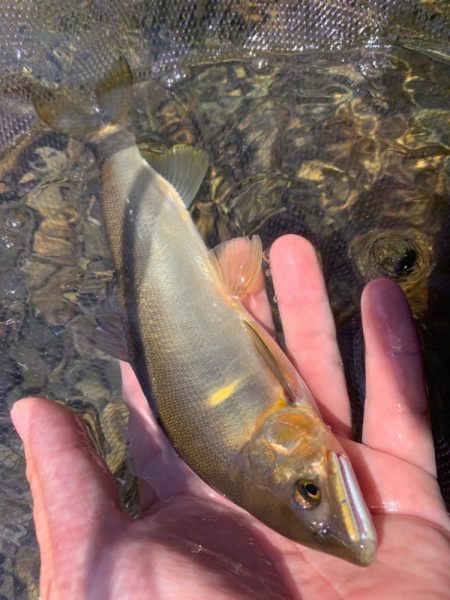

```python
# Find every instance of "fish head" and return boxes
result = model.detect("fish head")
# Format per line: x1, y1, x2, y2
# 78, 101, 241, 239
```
240, 405, 376, 566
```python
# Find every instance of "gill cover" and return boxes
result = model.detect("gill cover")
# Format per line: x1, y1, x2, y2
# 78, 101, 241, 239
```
239, 406, 376, 566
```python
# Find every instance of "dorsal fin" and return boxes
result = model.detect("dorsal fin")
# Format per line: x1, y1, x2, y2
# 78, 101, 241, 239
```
144, 145, 209, 207
209, 236, 263, 299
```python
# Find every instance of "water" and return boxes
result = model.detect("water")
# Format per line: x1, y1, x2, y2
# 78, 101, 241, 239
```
0, 44, 449, 597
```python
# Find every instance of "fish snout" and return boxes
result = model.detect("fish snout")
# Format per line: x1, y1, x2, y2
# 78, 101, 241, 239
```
326, 450, 377, 566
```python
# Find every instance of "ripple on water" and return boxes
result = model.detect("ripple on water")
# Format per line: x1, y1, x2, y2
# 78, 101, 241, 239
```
348, 229, 433, 315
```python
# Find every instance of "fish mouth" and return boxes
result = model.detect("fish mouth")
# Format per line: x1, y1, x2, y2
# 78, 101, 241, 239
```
328, 450, 377, 566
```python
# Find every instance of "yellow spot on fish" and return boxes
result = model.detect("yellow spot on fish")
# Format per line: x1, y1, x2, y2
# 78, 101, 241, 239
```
209, 378, 243, 406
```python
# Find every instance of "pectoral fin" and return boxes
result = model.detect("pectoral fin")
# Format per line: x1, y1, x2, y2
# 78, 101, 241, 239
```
144, 145, 209, 208
209, 235, 263, 299
243, 316, 318, 411
72, 295, 129, 362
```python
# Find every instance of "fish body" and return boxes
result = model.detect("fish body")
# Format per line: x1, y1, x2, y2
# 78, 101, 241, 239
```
98, 135, 284, 490
35, 59, 376, 565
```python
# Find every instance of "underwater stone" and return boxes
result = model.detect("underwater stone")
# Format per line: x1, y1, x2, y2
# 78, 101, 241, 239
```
11, 319, 63, 371
32, 230, 76, 265
73, 364, 111, 401
21, 260, 58, 290
25, 183, 71, 218
30, 266, 81, 326
0, 356, 22, 402
8, 345, 50, 392
0, 269, 27, 338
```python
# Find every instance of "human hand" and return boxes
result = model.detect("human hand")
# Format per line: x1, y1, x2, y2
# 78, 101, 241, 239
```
11, 234, 450, 599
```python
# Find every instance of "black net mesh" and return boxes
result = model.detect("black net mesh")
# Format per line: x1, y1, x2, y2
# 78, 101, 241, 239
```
0, 1, 448, 597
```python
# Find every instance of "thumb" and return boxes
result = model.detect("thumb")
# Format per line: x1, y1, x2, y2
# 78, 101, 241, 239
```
11, 397, 129, 597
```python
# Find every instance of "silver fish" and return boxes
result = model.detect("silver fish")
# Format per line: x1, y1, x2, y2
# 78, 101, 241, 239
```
36, 58, 376, 565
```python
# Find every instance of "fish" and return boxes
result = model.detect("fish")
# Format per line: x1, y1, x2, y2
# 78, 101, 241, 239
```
35, 58, 376, 565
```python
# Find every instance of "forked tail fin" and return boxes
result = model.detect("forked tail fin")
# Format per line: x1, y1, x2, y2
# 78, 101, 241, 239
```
34, 57, 133, 141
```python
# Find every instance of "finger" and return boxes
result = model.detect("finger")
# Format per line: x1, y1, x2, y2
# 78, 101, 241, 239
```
242, 266, 275, 336
362, 279, 435, 475
10, 397, 127, 595
342, 439, 449, 532
120, 362, 215, 510
270, 234, 351, 436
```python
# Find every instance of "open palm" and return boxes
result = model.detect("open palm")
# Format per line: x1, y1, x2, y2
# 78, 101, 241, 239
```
12, 235, 450, 599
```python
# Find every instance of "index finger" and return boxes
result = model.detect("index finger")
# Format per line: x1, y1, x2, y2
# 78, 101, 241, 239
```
270, 235, 351, 436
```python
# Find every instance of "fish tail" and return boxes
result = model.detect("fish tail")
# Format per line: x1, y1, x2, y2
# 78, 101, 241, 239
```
34, 57, 133, 141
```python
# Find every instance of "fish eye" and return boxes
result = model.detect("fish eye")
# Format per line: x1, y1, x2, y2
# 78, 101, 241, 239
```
293, 479, 321, 509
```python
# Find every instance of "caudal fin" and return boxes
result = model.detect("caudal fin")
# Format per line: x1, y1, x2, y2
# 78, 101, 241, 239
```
34, 57, 133, 141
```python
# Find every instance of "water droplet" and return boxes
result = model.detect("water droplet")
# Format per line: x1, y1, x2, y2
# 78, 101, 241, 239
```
5, 209, 26, 229
265, 268, 272, 277
316, 523, 331, 539
253, 57, 271, 73
160, 67, 190, 89
378, 500, 400, 513
393, 401, 406, 414
191, 543, 204, 555
273, 295, 278, 304
0, 232, 18, 250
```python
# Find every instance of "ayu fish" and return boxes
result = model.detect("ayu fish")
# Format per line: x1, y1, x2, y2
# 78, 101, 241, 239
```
36, 59, 376, 565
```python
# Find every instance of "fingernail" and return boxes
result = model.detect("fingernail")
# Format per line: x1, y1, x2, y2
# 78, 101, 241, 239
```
10, 401, 29, 440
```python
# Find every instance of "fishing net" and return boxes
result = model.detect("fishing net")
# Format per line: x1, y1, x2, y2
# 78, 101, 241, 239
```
0, 1, 448, 597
